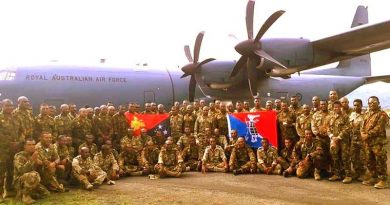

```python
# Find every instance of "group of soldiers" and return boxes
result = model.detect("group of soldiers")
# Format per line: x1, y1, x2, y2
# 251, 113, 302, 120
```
0, 91, 388, 204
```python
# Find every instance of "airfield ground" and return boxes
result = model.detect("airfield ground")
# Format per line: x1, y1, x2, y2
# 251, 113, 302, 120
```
3, 129, 390, 205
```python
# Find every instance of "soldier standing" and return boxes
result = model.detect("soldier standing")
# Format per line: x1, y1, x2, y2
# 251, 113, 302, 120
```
361, 96, 388, 189
71, 108, 92, 151
311, 100, 331, 164
311, 96, 320, 115
54, 104, 73, 137
34, 104, 56, 141
250, 97, 265, 112
278, 102, 297, 145
215, 103, 229, 136
13, 96, 34, 141
229, 137, 257, 175
289, 96, 303, 117
112, 105, 129, 151
295, 104, 312, 142
183, 105, 197, 133
327, 90, 339, 111
349, 99, 366, 181
169, 107, 184, 143
194, 106, 215, 138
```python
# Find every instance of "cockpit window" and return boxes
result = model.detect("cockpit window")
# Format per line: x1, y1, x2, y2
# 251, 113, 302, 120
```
0, 70, 16, 80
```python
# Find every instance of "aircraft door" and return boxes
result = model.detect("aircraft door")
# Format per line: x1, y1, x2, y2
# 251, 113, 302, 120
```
144, 91, 155, 103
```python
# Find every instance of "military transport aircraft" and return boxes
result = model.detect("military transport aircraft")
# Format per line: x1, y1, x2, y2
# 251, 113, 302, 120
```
0, 2, 390, 111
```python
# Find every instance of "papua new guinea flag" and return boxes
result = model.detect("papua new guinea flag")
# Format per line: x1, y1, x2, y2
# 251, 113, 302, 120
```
227, 111, 278, 148
125, 113, 170, 137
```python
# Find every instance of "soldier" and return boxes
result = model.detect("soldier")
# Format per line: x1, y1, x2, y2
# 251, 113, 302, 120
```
0, 99, 20, 198
328, 90, 339, 111
48, 105, 57, 118
118, 144, 145, 176
177, 126, 196, 150
250, 97, 265, 112
327, 101, 352, 183
243, 101, 250, 112
289, 96, 303, 116
68, 103, 78, 119
201, 137, 228, 173
278, 102, 298, 145
157, 104, 167, 114
54, 104, 73, 138
94, 145, 118, 184
265, 100, 273, 111
120, 128, 134, 150
34, 103, 56, 141
229, 137, 257, 175
141, 141, 160, 174
181, 137, 202, 171
55, 135, 72, 185
311, 96, 320, 115
361, 96, 388, 189
213, 128, 228, 149
208, 102, 218, 118
13, 138, 50, 204
193, 100, 201, 115
72, 147, 107, 190
86, 107, 94, 121
234, 101, 244, 113
142, 103, 154, 114
295, 104, 312, 142
66, 136, 75, 159
108, 106, 116, 118
183, 105, 197, 133
112, 105, 129, 151
93, 105, 113, 148
277, 138, 294, 175
78, 134, 98, 158
274, 99, 282, 112
340, 97, 353, 116
151, 102, 158, 114
285, 129, 325, 179
34, 132, 66, 192
180, 100, 190, 116
153, 130, 166, 149
155, 139, 184, 178
226, 102, 235, 114
225, 129, 239, 160
140, 128, 153, 147
13, 96, 34, 141
170, 106, 184, 143
215, 103, 229, 136
349, 99, 366, 181
71, 108, 92, 151
214, 100, 221, 111
257, 138, 281, 175
194, 106, 215, 137
311, 100, 331, 163
197, 127, 213, 156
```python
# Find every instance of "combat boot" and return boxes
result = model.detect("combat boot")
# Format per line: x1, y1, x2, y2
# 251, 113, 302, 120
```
362, 178, 379, 186
314, 169, 321, 180
342, 176, 352, 184
328, 175, 341, 181
283, 170, 289, 177
22, 194, 35, 205
233, 169, 242, 176
374, 180, 388, 189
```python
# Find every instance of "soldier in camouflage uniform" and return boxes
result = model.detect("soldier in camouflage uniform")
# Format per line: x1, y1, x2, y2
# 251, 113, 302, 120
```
361, 96, 389, 189
208, 102, 218, 118
327, 90, 339, 111
311, 96, 320, 115
177, 126, 196, 150
201, 137, 228, 173
181, 137, 202, 171
229, 137, 257, 175
72, 147, 107, 190
225, 129, 239, 160
265, 100, 273, 111
226, 102, 235, 114
340, 97, 353, 116
197, 127, 213, 156
349, 99, 366, 181
285, 129, 325, 180
277, 138, 294, 174
142, 103, 154, 114
34, 132, 66, 192
68, 103, 78, 120
278, 102, 298, 145
14, 138, 50, 204
93, 105, 113, 148
289, 96, 303, 117
183, 105, 197, 133
152, 130, 166, 149
13, 96, 34, 141
112, 105, 129, 151
250, 97, 265, 112
257, 138, 281, 175
78, 134, 98, 159
94, 144, 119, 184
234, 101, 244, 113
34, 104, 56, 141
120, 129, 134, 150
311, 100, 331, 164
118, 143, 145, 176
327, 101, 352, 183
213, 128, 228, 149
215, 103, 229, 136
55, 135, 72, 184
54, 104, 73, 138
194, 106, 215, 137
141, 141, 160, 174
170, 106, 184, 143
295, 104, 312, 142
0, 99, 20, 199
274, 99, 282, 113
155, 139, 184, 178
71, 108, 92, 152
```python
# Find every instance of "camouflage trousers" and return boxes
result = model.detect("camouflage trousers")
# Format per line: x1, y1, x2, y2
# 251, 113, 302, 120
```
364, 142, 388, 181
184, 159, 201, 171
72, 169, 107, 189
204, 161, 226, 172
231, 161, 257, 174
258, 163, 282, 175
330, 138, 351, 177
144, 164, 158, 174
56, 161, 72, 182
155, 164, 183, 178
277, 157, 291, 171
350, 139, 366, 177
0, 151, 16, 192
120, 164, 144, 176
316, 135, 331, 166
38, 166, 64, 192
15, 171, 50, 198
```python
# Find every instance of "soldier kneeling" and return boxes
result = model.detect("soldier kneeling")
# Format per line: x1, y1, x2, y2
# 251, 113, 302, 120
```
155, 139, 184, 178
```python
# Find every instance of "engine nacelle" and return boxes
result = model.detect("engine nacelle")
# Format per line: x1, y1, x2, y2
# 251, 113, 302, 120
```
265, 67, 299, 78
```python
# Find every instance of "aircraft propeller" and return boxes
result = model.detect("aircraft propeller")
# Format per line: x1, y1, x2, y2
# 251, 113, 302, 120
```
230, 0, 286, 96
181, 31, 215, 102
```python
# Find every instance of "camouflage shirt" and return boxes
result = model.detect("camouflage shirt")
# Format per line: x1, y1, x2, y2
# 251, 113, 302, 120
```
183, 113, 197, 132
78, 143, 98, 158
327, 113, 350, 140
361, 110, 388, 144
257, 146, 278, 166
54, 114, 73, 136
202, 145, 226, 164
158, 147, 183, 167
13, 151, 37, 182
194, 115, 215, 135
229, 145, 256, 167
118, 149, 142, 169
34, 114, 56, 139
94, 152, 119, 172
170, 114, 184, 134
141, 147, 160, 166
13, 108, 34, 140
0, 112, 20, 159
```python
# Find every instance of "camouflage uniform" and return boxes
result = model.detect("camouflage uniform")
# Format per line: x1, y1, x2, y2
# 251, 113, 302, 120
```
34, 114, 56, 140
183, 113, 197, 133
229, 145, 256, 173
170, 114, 184, 143
55, 143, 72, 182
118, 149, 144, 176
176, 134, 196, 150
141, 146, 160, 174
54, 114, 73, 137
112, 113, 129, 150
216, 135, 228, 149
277, 146, 294, 171
78, 142, 98, 159
215, 112, 229, 136
202, 145, 227, 172
291, 139, 325, 178
72, 155, 107, 188
311, 110, 331, 162
13, 108, 34, 140
13, 151, 50, 200
327, 112, 351, 177
194, 115, 215, 135
94, 152, 119, 180
289, 105, 303, 117
182, 144, 202, 171
257, 146, 281, 174
71, 117, 92, 151
349, 111, 366, 178
93, 114, 114, 147
278, 110, 298, 143
35, 142, 64, 191
361, 110, 388, 181
295, 113, 312, 141
155, 146, 183, 177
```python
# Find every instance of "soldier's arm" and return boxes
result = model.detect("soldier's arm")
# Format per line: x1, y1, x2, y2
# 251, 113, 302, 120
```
157, 151, 164, 164
367, 112, 388, 138
15, 154, 36, 174
291, 143, 302, 167
176, 150, 184, 164
117, 154, 125, 170
111, 155, 120, 171
256, 149, 265, 165
311, 115, 319, 136
295, 118, 304, 138
248, 148, 256, 163
339, 116, 351, 140
222, 137, 228, 149
194, 118, 199, 135
201, 147, 209, 163
228, 148, 236, 168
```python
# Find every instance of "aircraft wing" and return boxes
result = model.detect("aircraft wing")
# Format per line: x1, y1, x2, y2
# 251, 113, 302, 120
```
310, 20, 390, 67
365, 75, 390, 84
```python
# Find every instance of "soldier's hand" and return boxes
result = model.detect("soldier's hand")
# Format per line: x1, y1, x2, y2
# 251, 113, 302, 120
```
31, 151, 39, 163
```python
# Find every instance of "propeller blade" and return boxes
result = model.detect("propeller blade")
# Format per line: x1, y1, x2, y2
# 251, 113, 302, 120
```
193, 31, 205, 63
189, 75, 197, 102
247, 58, 258, 96
228, 33, 239, 41
184, 45, 193, 62
246, 0, 255, 39
254, 10, 285, 42
254, 49, 287, 69
230, 56, 247, 78
198, 58, 216, 67
181, 73, 190, 78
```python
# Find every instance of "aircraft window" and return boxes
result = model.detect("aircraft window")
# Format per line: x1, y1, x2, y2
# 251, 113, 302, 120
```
0, 71, 16, 81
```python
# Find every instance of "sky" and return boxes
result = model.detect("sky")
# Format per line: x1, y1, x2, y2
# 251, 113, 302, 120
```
0, 0, 389, 75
